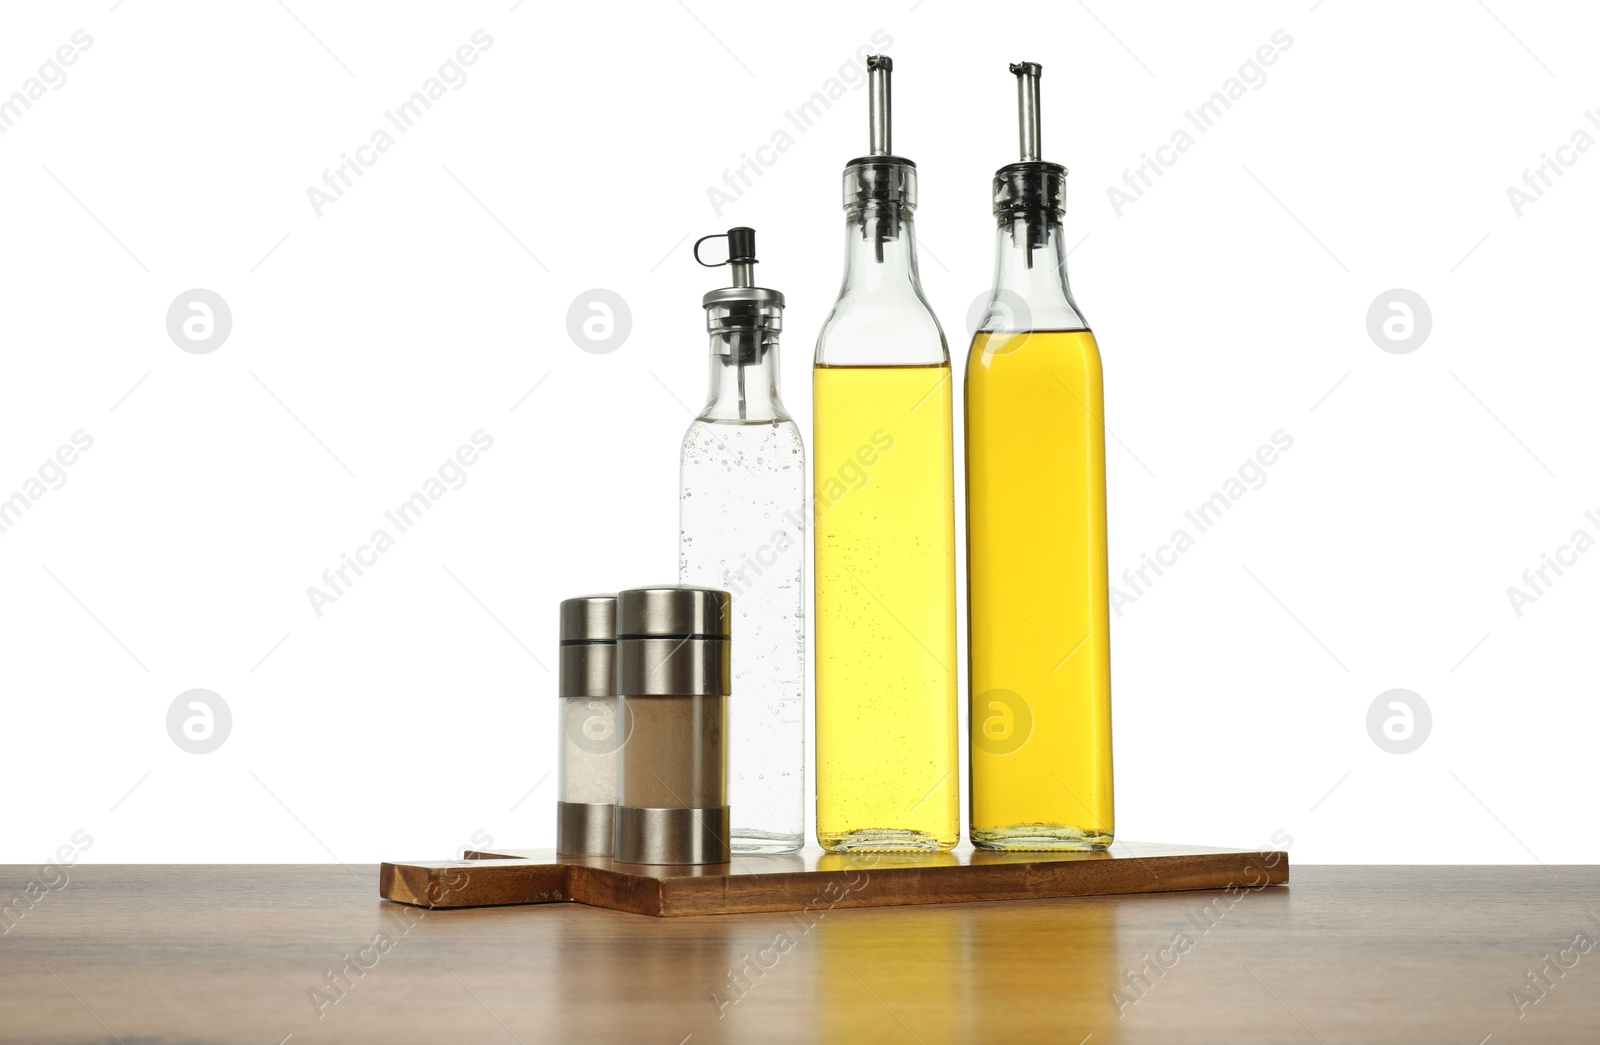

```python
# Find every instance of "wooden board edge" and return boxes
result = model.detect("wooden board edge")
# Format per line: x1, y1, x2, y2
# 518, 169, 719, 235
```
408, 846, 1291, 917
565, 863, 672, 917
644, 849, 1291, 917
379, 859, 573, 909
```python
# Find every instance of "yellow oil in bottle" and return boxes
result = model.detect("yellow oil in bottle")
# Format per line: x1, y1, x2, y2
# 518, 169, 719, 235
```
814, 363, 960, 852
965, 329, 1113, 849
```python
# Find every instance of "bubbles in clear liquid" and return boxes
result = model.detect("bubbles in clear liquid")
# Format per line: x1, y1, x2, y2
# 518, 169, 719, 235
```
679, 416, 805, 841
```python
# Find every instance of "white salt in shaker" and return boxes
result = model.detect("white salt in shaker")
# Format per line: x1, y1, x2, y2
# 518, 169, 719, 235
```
556, 594, 618, 856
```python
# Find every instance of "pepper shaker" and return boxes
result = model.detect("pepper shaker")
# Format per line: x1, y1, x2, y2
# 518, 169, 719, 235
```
614, 585, 732, 864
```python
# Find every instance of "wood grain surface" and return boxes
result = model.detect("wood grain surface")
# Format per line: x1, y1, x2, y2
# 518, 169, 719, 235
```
380, 842, 1289, 916
2, 863, 1596, 1043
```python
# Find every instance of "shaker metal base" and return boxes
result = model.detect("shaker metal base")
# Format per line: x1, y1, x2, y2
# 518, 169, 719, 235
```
614, 805, 731, 865
556, 801, 616, 857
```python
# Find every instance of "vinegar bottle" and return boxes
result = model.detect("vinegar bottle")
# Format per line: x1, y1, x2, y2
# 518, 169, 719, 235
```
679, 227, 806, 853
814, 56, 959, 852
966, 62, 1113, 850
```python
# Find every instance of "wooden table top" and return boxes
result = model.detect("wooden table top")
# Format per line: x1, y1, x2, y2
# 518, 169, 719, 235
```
2, 863, 1595, 1043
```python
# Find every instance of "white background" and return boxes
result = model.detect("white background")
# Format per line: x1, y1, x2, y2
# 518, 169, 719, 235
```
1, 0, 1593, 867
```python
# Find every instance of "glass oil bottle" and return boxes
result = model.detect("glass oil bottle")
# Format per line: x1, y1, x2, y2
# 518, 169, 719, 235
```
966, 62, 1112, 849
679, 227, 806, 853
814, 56, 960, 852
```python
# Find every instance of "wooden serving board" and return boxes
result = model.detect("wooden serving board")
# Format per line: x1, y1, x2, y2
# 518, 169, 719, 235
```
379, 842, 1288, 917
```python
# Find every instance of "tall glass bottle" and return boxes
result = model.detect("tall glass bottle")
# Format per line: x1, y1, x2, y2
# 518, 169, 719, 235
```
679, 227, 806, 853
966, 62, 1113, 849
814, 56, 959, 852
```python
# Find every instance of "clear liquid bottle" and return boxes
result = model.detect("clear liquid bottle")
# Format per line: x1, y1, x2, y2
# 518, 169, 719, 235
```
814, 57, 960, 853
966, 62, 1113, 849
679, 227, 806, 854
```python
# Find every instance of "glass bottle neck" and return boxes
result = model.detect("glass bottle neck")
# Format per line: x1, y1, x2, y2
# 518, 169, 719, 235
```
837, 204, 928, 300
978, 213, 1086, 333
701, 328, 787, 422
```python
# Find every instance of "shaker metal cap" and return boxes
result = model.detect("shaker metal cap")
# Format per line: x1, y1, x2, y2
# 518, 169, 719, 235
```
559, 594, 616, 699
616, 586, 731, 698
616, 586, 731, 639
559, 594, 617, 643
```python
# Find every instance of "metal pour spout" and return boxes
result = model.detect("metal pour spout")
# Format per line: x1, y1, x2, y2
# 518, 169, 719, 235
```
694, 226, 784, 423
868, 55, 892, 156
1011, 61, 1041, 162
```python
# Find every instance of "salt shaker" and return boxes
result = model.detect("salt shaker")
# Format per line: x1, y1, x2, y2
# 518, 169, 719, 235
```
556, 594, 618, 856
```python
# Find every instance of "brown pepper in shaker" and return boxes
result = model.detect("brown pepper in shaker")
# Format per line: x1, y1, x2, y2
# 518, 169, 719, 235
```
613, 585, 732, 864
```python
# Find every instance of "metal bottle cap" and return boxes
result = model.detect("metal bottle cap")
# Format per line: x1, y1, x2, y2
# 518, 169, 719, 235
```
558, 594, 616, 699
843, 160, 918, 211
844, 55, 917, 264
844, 55, 917, 208
694, 227, 785, 314
693, 229, 784, 425
994, 61, 1067, 273
616, 586, 732, 697
994, 161, 1066, 218
993, 60, 1067, 219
